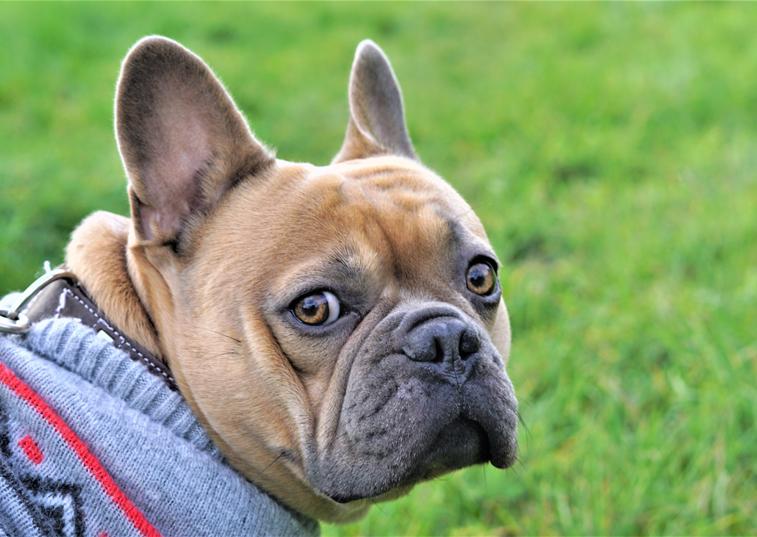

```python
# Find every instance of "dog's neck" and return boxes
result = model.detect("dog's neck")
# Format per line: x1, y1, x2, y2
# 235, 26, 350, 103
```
65, 211, 162, 358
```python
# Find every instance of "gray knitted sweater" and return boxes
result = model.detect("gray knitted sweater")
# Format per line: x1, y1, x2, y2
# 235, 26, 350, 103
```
0, 312, 319, 537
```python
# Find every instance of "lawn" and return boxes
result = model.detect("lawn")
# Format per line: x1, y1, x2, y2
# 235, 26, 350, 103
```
1, 3, 755, 535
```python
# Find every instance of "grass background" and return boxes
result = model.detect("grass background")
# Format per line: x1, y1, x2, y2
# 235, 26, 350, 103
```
1, 3, 756, 535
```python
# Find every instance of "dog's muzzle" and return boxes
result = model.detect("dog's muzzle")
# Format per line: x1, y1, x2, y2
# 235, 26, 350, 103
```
308, 303, 518, 503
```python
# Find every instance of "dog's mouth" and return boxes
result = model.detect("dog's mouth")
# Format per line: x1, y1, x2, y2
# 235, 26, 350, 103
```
323, 417, 491, 503
308, 361, 519, 504
315, 411, 515, 504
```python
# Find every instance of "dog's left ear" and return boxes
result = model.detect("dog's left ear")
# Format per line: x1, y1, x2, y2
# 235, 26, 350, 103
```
116, 36, 274, 245
333, 40, 418, 163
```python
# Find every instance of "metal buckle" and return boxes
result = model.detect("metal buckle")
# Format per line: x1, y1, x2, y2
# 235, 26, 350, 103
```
0, 267, 77, 334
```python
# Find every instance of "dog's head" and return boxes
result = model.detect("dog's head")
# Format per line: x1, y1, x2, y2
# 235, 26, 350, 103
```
110, 37, 517, 522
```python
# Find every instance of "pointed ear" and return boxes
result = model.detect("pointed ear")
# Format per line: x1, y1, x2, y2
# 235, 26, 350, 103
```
333, 40, 418, 163
116, 36, 275, 246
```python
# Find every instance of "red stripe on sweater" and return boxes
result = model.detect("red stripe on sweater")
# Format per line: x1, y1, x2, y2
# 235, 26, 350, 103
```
0, 363, 162, 537
18, 434, 44, 464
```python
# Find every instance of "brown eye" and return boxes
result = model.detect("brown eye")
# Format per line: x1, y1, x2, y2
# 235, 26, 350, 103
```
466, 262, 497, 296
293, 291, 341, 326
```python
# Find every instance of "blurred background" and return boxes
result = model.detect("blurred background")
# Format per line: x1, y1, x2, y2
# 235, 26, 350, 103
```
1, 3, 755, 535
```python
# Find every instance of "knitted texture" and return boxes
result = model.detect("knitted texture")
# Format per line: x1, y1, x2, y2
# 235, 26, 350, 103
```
0, 313, 319, 537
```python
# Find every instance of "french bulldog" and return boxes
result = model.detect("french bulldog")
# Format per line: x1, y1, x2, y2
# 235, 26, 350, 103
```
64, 36, 518, 523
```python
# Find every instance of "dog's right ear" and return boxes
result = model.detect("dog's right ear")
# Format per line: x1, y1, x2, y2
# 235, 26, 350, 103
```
116, 36, 274, 246
333, 40, 418, 163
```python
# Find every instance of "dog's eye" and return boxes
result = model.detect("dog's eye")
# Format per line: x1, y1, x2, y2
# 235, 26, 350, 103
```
466, 262, 497, 296
292, 291, 341, 326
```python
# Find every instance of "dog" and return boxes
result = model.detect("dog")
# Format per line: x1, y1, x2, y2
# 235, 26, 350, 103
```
62, 36, 518, 523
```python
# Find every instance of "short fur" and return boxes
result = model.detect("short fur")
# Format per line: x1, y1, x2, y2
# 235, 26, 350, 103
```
64, 37, 517, 523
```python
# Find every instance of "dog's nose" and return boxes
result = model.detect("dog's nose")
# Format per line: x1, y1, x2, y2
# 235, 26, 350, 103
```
402, 316, 481, 365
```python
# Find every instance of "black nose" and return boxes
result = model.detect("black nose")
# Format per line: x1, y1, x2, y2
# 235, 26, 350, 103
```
402, 316, 482, 365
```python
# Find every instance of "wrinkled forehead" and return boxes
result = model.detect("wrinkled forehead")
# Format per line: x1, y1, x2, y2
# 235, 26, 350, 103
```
212, 157, 494, 301
334, 157, 486, 237
340, 176, 455, 270
283, 158, 491, 282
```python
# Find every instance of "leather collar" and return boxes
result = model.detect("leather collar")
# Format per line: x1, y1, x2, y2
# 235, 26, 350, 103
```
8, 271, 178, 392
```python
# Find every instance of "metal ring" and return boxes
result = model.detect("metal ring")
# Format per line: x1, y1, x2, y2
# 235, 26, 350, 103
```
0, 310, 31, 334
9, 269, 77, 315
0, 268, 77, 335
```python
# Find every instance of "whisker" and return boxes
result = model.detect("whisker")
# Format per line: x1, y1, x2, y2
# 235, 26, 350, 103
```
515, 455, 526, 472
371, 498, 387, 517
201, 351, 240, 363
516, 410, 532, 455
516, 395, 534, 410
261, 452, 285, 476
516, 411, 529, 432
198, 326, 242, 344
504, 460, 522, 478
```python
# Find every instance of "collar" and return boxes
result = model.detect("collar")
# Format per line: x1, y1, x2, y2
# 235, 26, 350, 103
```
0, 268, 178, 391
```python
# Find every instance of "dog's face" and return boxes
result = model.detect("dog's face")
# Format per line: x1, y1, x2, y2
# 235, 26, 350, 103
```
103, 37, 516, 522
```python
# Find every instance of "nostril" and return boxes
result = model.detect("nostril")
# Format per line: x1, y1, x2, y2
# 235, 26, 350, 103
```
459, 328, 481, 360
433, 337, 444, 363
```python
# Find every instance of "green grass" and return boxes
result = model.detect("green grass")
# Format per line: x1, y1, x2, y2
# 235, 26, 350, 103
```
2, 3, 756, 535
